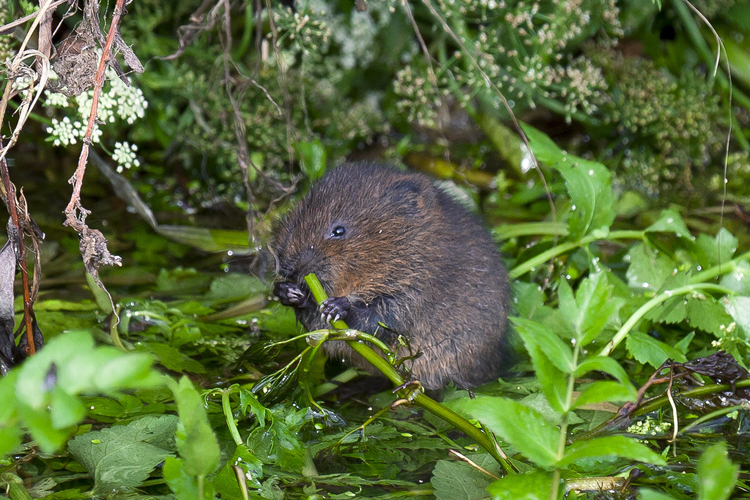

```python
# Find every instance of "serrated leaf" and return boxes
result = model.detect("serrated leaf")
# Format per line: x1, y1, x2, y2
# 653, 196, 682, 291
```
572, 381, 637, 409
725, 296, 750, 337
486, 471, 555, 500
626, 243, 674, 292
558, 435, 666, 467
512, 317, 574, 373
687, 297, 734, 336
697, 443, 738, 500
720, 261, 750, 295
431, 455, 502, 500
626, 331, 686, 368
68, 415, 178, 495
459, 397, 559, 468
569, 273, 622, 344
646, 210, 693, 240
512, 281, 545, 319
643, 295, 688, 324
695, 229, 737, 269
574, 356, 630, 384
554, 158, 615, 240
527, 343, 568, 414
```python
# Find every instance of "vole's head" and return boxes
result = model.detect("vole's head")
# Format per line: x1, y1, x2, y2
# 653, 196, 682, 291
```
273, 163, 437, 298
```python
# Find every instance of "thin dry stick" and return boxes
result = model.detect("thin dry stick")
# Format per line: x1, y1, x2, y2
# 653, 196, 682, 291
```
0, 140, 35, 355
65, 0, 127, 231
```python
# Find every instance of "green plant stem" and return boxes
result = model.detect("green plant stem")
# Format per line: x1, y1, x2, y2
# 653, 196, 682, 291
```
509, 230, 645, 279
635, 378, 750, 416
550, 342, 581, 500
690, 250, 750, 284
197, 475, 205, 500
679, 405, 745, 435
222, 388, 243, 446
303, 274, 510, 469
598, 283, 734, 357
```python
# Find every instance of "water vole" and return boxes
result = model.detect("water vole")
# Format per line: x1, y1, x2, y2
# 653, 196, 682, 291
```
272, 162, 510, 389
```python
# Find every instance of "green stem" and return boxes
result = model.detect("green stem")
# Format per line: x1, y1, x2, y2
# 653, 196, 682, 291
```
508, 230, 645, 279
598, 283, 734, 357
635, 378, 750, 415
303, 274, 510, 469
690, 250, 750, 284
679, 405, 744, 435
222, 388, 243, 446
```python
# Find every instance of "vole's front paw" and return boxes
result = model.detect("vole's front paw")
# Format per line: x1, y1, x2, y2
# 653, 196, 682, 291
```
320, 296, 351, 325
273, 282, 309, 307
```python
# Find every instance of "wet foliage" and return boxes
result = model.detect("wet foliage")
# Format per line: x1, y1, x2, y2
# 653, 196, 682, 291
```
1, 0, 750, 499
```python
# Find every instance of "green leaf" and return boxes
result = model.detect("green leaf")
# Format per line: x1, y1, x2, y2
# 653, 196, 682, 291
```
565, 272, 622, 345
214, 445, 264, 495
626, 331, 687, 368
169, 376, 221, 478
141, 343, 206, 374
0, 425, 22, 458
725, 296, 750, 337
558, 435, 666, 467
512, 317, 574, 373
626, 243, 674, 292
68, 415, 178, 496
686, 297, 734, 336
486, 471, 555, 500
527, 343, 568, 414
521, 123, 613, 239
720, 261, 750, 295
205, 274, 266, 302
163, 457, 200, 500
431, 454, 502, 500
297, 140, 327, 181
695, 229, 738, 269
554, 157, 615, 240
574, 356, 630, 384
572, 381, 637, 409
460, 397, 559, 468
49, 387, 85, 429
639, 489, 678, 500
511, 281, 545, 319
697, 443, 738, 500
521, 123, 564, 164
645, 210, 693, 240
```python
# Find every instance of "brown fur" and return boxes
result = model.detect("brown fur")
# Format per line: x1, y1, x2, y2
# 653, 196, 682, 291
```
272, 162, 511, 389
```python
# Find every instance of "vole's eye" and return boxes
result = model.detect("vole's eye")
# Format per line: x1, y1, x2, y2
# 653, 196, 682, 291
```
329, 226, 346, 239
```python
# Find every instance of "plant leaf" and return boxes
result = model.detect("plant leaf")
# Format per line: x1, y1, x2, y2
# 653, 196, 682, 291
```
572, 381, 637, 409
697, 443, 738, 500
626, 331, 686, 368
645, 210, 693, 240
459, 397, 559, 468
512, 317, 574, 373
558, 435, 666, 467
486, 471, 555, 500
68, 415, 178, 496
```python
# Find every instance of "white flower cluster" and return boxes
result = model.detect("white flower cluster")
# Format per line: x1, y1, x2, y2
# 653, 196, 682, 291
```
46, 116, 102, 146
73, 70, 148, 125
43, 68, 147, 172
44, 90, 69, 108
112, 141, 140, 173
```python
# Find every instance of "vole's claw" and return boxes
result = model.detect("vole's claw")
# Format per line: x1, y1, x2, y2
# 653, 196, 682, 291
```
320, 296, 351, 326
274, 281, 308, 307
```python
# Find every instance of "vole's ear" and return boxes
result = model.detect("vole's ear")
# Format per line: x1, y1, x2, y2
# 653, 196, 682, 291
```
386, 179, 432, 217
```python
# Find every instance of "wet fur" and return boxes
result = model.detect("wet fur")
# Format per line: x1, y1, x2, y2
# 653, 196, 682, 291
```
273, 162, 510, 389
